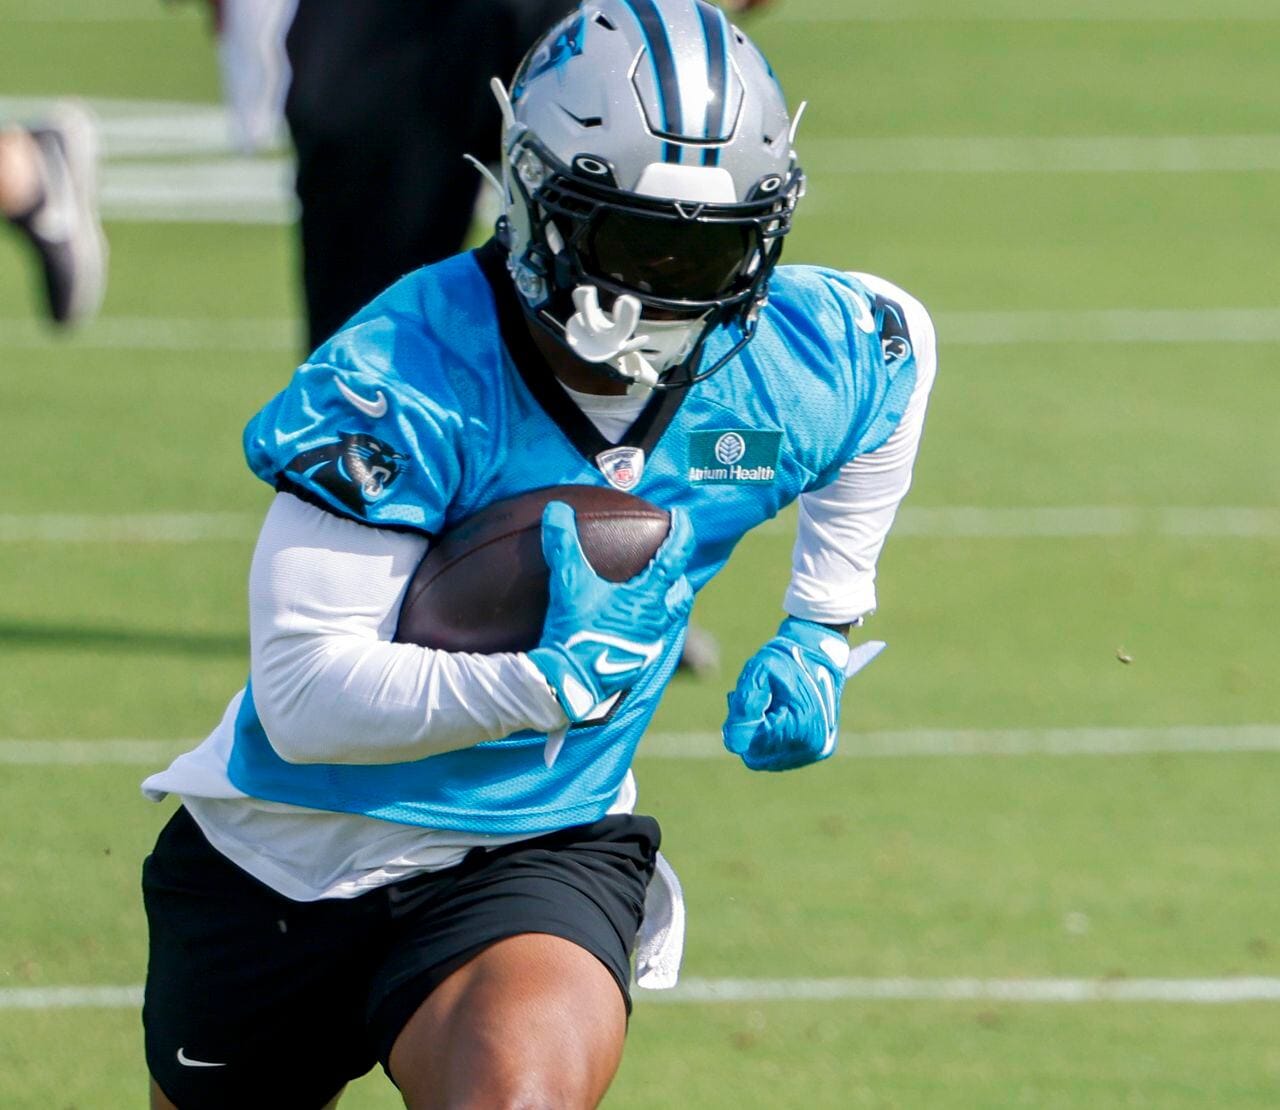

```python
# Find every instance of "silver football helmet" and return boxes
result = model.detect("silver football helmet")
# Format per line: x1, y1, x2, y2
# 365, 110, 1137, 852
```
491, 0, 804, 388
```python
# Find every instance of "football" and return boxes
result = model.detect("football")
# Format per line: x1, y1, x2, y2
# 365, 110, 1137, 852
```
394, 484, 672, 653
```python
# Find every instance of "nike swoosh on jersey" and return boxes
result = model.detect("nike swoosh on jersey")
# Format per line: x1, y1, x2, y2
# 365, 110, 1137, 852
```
844, 286, 877, 334
593, 649, 645, 676
177, 1047, 227, 1068
564, 631, 663, 670
335, 377, 389, 418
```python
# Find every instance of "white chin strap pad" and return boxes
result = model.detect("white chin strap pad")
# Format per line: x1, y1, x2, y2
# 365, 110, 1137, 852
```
563, 285, 709, 388
565, 285, 648, 363
564, 285, 660, 387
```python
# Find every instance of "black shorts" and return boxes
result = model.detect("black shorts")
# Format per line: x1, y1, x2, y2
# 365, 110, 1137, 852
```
143, 805, 658, 1109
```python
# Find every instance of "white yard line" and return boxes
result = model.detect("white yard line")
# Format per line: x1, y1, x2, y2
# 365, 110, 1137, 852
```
0, 1, 176, 21
7, 3, 1278, 24
81, 134, 1280, 225
0, 740, 194, 765
937, 307, 1280, 344
5, 309, 1280, 351
6, 978, 1280, 1010
640, 725, 1280, 759
0, 512, 262, 543
2, 506, 1276, 544
886, 507, 1280, 539
101, 159, 296, 224
803, 134, 1280, 174
4, 726, 1279, 766
711, 505, 1280, 540
82, 135, 1280, 223
0, 97, 237, 158
0, 986, 144, 1010
7, 97, 1279, 226
775, 12, 1280, 23
768, 2, 1280, 22
0, 317, 299, 351
645, 977, 1280, 1004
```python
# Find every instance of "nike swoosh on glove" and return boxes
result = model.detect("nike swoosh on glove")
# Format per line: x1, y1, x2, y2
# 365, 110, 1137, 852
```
529, 500, 695, 722
722, 617, 885, 772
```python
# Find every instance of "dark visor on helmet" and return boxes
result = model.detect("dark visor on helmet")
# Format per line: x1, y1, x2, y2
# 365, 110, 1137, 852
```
579, 208, 756, 302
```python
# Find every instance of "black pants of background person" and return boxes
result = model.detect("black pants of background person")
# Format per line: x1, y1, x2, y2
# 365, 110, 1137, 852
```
285, 0, 577, 351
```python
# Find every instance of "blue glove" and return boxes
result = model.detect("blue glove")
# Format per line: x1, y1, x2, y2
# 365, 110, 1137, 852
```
529, 500, 695, 722
722, 617, 884, 772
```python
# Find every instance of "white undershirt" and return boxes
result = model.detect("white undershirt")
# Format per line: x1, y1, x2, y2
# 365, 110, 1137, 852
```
143, 274, 936, 902
557, 380, 651, 442
785, 274, 937, 623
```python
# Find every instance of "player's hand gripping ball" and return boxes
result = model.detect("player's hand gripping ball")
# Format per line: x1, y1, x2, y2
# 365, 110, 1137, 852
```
722, 617, 855, 772
529, 501, 695, 721
395, 485, 678, 653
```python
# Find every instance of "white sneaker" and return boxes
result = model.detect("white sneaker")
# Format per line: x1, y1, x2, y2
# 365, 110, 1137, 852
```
10, 101, 108, 326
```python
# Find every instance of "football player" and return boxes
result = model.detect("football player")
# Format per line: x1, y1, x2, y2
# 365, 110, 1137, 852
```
141, 2, 936, 1107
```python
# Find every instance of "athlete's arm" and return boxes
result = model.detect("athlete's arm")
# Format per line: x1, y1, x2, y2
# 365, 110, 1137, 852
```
784, 276, 938, 626
247, 492, 568, 765
722, 277, 936, 771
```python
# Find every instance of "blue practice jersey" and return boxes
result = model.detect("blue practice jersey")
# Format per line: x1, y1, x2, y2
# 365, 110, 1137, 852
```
229, 242, 920, 835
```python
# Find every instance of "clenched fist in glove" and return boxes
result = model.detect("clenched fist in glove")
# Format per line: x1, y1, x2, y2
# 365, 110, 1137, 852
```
722, 616, 885, 772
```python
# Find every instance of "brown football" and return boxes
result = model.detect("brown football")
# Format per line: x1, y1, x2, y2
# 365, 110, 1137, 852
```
394, 484, 671, 653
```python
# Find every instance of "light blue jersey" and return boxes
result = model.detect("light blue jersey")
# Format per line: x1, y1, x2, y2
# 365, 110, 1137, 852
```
228, 242, 919, 834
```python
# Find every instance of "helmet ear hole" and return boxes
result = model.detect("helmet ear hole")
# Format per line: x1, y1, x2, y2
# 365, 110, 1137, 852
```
572, 155, 618, 186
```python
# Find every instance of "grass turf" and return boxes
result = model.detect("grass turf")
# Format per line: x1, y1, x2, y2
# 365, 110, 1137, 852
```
0, 0, 1276, 1106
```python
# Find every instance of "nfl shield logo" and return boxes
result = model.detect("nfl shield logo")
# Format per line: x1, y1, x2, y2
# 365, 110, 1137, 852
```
596, 446, 645, 492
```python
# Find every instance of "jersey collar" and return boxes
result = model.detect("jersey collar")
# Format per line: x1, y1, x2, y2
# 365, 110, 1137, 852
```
472, 239, 688, 464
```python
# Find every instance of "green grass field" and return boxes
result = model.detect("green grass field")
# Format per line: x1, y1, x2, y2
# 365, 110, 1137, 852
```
1, 1, 1278, 1106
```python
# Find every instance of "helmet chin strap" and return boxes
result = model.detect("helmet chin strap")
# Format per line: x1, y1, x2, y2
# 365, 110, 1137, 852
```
563, 285, 704, 389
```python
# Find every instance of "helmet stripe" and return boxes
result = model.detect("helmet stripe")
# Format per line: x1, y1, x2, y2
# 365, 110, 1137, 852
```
696, 2, 729, 165
620, 0, 684, 163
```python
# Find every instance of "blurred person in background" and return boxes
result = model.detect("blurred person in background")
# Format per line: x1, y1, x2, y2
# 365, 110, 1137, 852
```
189, 0, 772, 349
171, 0, 298, 153
0, 102, 106, 327
283, 0, 586, 351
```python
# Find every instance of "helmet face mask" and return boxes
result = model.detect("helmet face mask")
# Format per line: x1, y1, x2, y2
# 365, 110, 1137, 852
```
494, 0, 804, 389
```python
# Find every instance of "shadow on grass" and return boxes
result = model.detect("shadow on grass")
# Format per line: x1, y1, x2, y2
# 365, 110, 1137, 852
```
0, 620, 246, 657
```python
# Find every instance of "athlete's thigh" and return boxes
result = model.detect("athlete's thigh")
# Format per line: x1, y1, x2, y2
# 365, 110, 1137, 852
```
390, 933, 627, 1109
371, 815, 660, 1108
142, 807, 381, 1109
